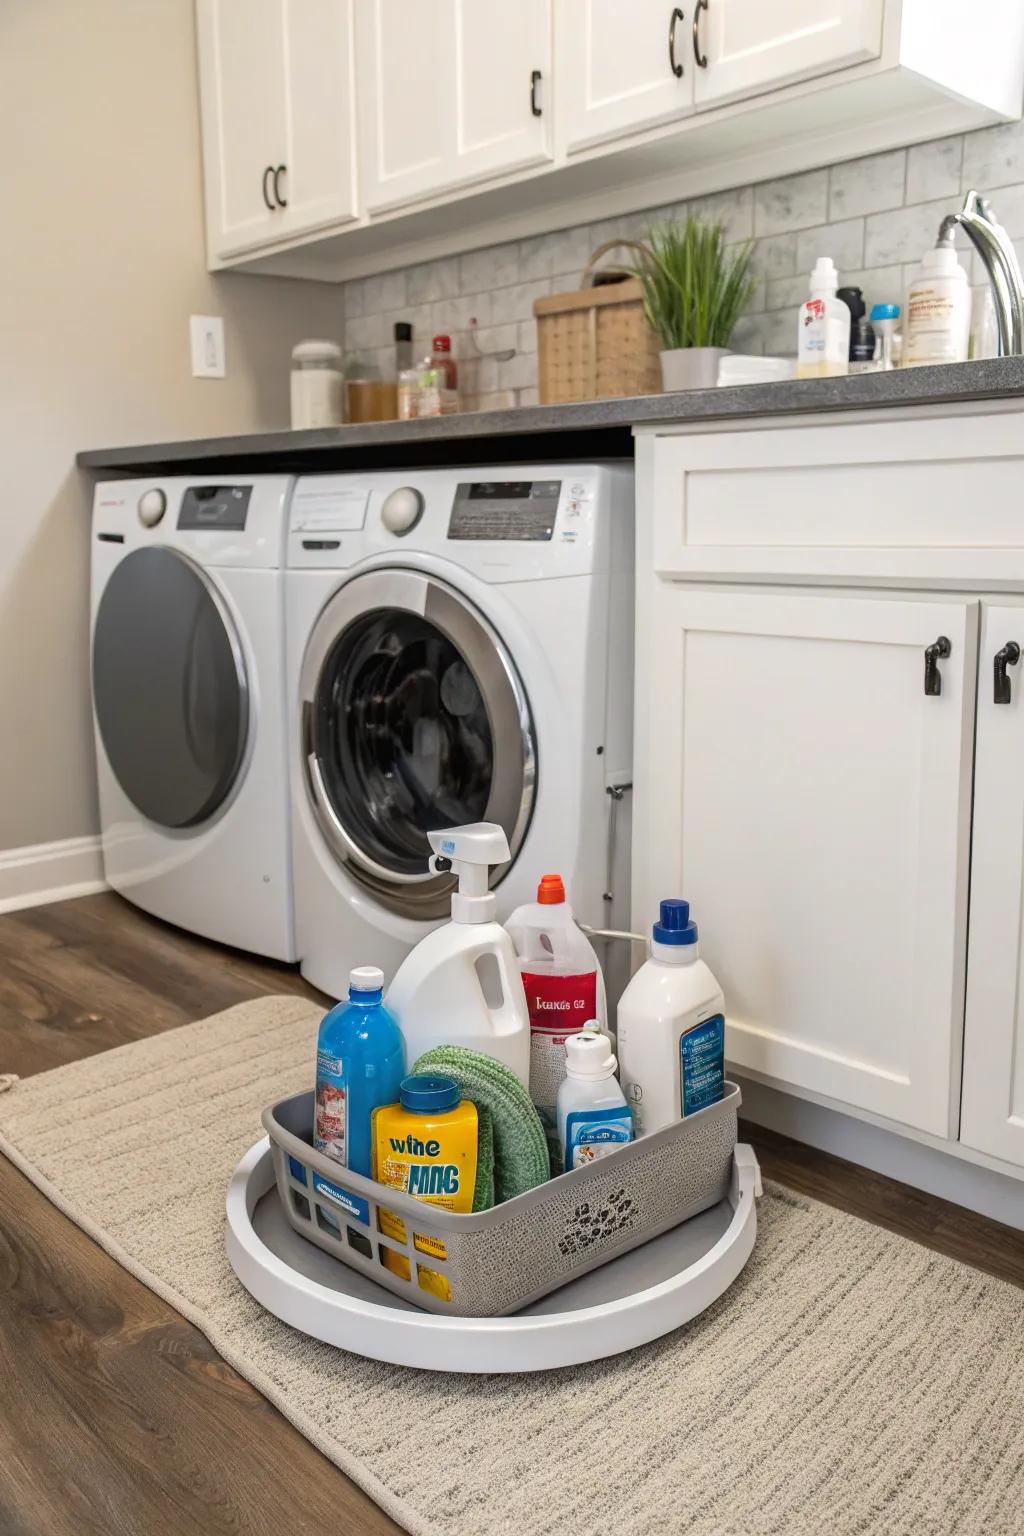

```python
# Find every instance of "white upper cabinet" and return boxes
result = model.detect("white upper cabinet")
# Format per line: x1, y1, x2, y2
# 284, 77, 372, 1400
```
961, 604, 1024, 1168
693, 0, 883, 109
356, 0, 552, 214
557, 0, 694, 153
197, 0, 358, 262
633, 585, 977, 1138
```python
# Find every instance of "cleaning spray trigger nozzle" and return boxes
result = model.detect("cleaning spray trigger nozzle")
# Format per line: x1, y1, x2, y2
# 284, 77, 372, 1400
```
426, 822, 510, 924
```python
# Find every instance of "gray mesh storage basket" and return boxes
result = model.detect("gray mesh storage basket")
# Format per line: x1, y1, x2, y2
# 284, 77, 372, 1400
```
264, 1083, 739, 1317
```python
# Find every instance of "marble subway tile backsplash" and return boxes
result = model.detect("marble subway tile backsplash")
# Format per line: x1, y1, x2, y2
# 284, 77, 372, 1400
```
342, 118, 1024, 407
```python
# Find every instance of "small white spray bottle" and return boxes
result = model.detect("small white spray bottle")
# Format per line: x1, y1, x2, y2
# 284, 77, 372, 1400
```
384, 823, 531, 1089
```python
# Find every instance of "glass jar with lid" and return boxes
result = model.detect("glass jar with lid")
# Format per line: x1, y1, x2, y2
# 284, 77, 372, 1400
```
290, 340, 344, 429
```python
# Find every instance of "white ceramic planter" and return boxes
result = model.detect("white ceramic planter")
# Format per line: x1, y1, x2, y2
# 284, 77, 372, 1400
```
659, 346, 730, 391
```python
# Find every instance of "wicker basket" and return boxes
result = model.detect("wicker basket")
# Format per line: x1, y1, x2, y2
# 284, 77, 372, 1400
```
534, 239, 661, 404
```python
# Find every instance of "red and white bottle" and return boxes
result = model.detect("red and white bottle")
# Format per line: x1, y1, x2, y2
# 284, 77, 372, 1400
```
505, 874, 607, 1164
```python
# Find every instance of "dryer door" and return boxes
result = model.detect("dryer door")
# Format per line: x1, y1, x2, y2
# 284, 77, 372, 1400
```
301, 568, 536, 919
92, 547, 249, 829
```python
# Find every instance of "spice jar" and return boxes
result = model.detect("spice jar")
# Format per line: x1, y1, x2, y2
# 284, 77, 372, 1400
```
290, 340, 343, 429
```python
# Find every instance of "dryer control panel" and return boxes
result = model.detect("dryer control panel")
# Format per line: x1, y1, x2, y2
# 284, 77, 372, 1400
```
448, 480, 561, 541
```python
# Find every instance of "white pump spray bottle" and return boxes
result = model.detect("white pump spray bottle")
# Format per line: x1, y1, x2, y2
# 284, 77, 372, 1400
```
384, 823, 531, 1088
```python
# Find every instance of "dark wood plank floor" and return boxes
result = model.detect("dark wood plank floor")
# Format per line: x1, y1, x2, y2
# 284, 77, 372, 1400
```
1, 891, 1022, 1535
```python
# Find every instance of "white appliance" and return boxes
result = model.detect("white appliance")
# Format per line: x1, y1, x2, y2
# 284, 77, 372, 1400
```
91, 477, 296, 960
286, 463, 634, 999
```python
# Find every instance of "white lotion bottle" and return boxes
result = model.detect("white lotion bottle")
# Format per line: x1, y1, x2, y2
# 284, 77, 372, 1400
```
384, 823, 531, 1089
616, 900, 726, 1137
904, 217, 971, 367
796, 257, 851, 379
557, 1029, 632, 1171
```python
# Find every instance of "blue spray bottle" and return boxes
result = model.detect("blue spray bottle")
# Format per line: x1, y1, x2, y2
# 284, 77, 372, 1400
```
314, 966, 405, 1178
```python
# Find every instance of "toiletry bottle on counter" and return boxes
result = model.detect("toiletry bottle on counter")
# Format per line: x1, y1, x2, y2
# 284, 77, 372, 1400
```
385, 823, 531, 1089
904, 218, 971, 367
505, 874, 606, 1163
314, 966, 405, 1178
796, 258, 850, 379
870, 303, 900, 369
838, 287, 877, 373
557, 1029, 632, 1170
617, 900, 725, 1136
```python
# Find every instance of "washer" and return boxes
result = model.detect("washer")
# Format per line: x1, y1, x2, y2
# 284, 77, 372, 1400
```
286, 464, 634, 999
91, 477, 296, 960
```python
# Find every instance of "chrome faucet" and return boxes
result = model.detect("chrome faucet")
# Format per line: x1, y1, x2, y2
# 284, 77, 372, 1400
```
955, 189, 1024, 356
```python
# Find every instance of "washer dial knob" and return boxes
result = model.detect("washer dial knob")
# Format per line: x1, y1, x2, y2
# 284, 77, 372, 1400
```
381, 486, 424, 536
137, 488, 167, 528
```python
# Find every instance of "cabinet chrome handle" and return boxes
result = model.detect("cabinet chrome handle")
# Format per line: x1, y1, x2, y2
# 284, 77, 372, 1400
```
530, 68, 542, 117
669, 7, 684, 77
994, 641, 1021, 704
262, 165, 275, 211
924, 635, 952, 696
273, 164, 288, 208
693, 0, 708, 67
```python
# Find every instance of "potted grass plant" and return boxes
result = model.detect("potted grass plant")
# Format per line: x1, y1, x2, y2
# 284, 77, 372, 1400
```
633, 218, 757, 391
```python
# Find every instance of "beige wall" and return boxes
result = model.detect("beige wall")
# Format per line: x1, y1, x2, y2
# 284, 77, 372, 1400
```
0, 0, 342, 850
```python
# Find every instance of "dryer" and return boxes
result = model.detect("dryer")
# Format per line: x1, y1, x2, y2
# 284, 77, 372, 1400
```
91, 477, 295, 960
286, 464, 634, 999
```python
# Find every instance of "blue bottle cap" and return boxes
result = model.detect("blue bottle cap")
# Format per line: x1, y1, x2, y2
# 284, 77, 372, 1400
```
399, 1074, 461, 1114
869, 302, 900, 320
652, 898, 698, 945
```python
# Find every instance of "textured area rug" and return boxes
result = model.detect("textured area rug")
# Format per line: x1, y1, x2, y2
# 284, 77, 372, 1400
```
1, 996, 1023, 1536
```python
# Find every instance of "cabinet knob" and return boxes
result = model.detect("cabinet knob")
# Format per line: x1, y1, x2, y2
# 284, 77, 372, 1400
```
994, 641, 1021, 704
669, 7, 684, 77
262, 165, 275, 211
924, 635, 952, 696
273, 164, 288, 208
693, 0, 709, 68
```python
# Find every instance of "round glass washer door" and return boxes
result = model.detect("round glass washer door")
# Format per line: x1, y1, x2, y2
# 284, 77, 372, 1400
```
92, 546, 249, 829
300, 568, 536, 920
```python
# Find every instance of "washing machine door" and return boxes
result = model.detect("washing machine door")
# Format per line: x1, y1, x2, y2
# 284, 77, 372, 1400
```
92, 547, 249, 829
301, 568, 536, 919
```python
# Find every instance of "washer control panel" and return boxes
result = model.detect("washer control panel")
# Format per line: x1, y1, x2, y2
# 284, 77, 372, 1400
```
448, 480, 562, 541
178, 485, 252, 531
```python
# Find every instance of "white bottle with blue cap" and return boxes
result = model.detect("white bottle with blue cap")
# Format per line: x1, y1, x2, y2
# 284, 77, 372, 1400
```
616, 900, 726, 1136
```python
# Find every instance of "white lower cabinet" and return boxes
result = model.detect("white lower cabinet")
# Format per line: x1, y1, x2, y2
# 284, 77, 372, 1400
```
634, 584, 977, 1137
961, 604, 1024, 1166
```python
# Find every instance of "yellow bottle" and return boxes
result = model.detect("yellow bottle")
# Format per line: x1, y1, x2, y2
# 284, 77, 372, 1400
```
372, 1074, 478, 1214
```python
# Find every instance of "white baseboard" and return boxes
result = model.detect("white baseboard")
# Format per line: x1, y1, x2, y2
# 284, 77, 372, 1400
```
0, 835, 107, 915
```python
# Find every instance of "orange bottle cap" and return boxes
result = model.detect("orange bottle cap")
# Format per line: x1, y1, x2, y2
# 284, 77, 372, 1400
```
537, 874, 565, 904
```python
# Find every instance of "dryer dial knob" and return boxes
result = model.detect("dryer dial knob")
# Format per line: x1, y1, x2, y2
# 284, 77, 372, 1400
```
138, 488, 167, 527
381, 486, 424, 535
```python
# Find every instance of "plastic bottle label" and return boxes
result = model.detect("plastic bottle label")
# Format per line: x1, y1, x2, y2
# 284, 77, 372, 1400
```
314, 1048, 348, 1163
522, 970, 597, 1139
680, 1014, 725, 1116
564, 1105, 632, 1169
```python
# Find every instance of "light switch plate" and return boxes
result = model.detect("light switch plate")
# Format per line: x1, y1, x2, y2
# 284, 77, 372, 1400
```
190, 314, 226, 378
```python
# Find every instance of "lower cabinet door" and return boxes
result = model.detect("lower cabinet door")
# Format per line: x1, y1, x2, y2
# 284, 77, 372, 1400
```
961, 604, 1024, 1166
634, 586, 977, 1136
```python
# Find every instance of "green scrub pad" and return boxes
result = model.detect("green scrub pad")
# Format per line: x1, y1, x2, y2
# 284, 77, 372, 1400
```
473, 1105, 495, 1212
412, 1046, 550, 1204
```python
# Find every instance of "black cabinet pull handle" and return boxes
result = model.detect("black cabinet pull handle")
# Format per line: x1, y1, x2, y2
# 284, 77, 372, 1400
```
669, 7, 684, 76
262, 165, 275, 211
994, 641, 1021, 704
924, 635, 952, 696
530, 69, 542, 116
273, 164, 288, 208
693, 0, 708, 67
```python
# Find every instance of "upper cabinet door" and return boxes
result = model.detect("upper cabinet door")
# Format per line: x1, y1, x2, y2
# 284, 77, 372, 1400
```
557, 0, 695, 154
693, 0, 884, 109
357, 1, 551, 214
633, 586, 977, 1138
961, 604, 1024, 1169
198, 0, 358, 262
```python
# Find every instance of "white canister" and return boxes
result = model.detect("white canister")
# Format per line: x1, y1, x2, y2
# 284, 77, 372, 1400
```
290, 340, 343, 429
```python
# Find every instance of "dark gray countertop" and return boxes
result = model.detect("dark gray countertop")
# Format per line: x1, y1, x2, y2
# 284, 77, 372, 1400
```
77, 357, 1024, 475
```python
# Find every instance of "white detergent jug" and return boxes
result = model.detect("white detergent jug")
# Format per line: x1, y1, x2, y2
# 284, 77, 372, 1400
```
505, 874, 607, 1146
385, 823, 531, 1089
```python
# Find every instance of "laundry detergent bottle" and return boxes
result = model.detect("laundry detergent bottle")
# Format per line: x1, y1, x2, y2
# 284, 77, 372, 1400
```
314, 965, 406, 1178
616, 900, 726, 1136
505, 874, 607, 1153
385, 823, 531, 1089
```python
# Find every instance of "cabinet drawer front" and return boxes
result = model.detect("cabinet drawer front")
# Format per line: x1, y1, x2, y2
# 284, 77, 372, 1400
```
633, 587, 977, 1136
650, 416, 1024, 587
